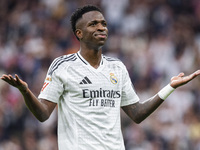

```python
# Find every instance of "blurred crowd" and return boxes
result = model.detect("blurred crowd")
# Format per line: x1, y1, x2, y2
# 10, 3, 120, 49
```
0, 0, 200, 149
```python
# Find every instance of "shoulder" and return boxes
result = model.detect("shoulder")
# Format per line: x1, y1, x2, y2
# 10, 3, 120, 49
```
53, 53, 77, 64
48, 53, 77, 75
103, 55, 121, 62
103, 55, 126, 70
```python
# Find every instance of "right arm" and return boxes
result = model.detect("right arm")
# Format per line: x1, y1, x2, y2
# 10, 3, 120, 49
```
1, 74, 57, 122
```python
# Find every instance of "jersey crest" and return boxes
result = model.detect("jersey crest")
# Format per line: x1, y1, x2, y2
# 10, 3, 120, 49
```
110, 73, 118, 84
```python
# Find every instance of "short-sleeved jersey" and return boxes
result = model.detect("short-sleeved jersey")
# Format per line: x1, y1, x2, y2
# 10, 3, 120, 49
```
38, 51, 139, 150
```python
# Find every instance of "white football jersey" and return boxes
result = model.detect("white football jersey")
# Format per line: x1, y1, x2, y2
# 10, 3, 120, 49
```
38, 51, 139, 150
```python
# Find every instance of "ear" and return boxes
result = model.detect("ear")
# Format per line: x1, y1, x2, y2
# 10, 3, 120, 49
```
75, 29, 83, 40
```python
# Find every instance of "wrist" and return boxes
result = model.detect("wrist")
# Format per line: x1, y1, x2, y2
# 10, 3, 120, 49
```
19, 87, 29, 94
158, 84, 175, 100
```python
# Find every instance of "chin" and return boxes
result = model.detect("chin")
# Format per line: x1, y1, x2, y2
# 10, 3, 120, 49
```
98, 39, 107, 46
93, 43, 104, 51
97, 42, 105, 48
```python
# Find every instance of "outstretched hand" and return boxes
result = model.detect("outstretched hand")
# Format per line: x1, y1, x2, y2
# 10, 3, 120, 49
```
170, 70, 200, 88
1, 74, 28, 93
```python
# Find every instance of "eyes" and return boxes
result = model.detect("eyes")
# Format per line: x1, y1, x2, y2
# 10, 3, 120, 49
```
89, 21, 107, 27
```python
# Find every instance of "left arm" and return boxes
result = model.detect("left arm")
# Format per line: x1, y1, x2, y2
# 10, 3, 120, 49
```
122, 95, 162, 124
122, 70, 200, 124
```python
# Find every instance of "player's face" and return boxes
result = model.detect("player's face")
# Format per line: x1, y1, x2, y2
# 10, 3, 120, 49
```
76, 11, 108, 48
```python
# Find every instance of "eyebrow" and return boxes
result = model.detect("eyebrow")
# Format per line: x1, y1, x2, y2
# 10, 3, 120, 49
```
88, 19, 106, 25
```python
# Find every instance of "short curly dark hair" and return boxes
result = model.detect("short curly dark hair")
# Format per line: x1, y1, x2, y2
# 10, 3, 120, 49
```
70, 5, 102, 40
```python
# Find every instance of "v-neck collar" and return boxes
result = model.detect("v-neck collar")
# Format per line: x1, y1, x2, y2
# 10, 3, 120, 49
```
76, 51, 104, 71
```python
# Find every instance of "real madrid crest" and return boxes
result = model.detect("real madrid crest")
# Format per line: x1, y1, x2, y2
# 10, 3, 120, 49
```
110, 73, 118, 84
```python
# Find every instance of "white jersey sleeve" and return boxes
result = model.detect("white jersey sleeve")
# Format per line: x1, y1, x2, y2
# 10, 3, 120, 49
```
38, 57, 65, 103
120, 63, 139, 106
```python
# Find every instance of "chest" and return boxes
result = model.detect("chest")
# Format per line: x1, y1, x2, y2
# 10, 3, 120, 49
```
60, 64, 123, 102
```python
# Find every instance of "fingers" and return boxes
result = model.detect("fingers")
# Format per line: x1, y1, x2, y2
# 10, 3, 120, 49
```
194, 70, 200, 76
1, 74, 11, 82
171, 72, 185, 81
15, 74, 20, 82
1, 74, 28, 92
187, 70, 200, 80
177, 72, 185, 77
1, 74, 19, 86
1, 74, 8, 79
15, 74, 24, 86
1, 74, 17, 81
0, 74, 6, 80
9, 74, 17, 82
178, 70, 200, 85
170, 70, 200, 88
175, 70, 200, 81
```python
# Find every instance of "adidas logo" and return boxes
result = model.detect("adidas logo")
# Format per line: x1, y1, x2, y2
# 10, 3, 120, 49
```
80, 76, 92, 84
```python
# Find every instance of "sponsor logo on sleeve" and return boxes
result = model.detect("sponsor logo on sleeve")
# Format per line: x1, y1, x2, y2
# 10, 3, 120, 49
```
41, 76, 52, 92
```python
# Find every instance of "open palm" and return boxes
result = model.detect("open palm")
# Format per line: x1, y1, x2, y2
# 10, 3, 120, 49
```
1, 74, 28, 92
170, 70, 200, 88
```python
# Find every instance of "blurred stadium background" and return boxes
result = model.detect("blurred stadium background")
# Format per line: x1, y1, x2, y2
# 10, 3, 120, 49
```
0, 0, 200, 149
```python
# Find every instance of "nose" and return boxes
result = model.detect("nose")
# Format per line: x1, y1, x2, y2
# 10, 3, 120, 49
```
97, 23, 107, 31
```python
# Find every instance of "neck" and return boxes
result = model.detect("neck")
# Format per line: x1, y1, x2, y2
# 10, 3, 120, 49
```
79, 46, 102, 69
